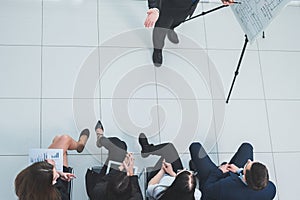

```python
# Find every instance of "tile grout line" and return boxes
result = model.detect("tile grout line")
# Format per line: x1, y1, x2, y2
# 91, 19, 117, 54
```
2, 97, 300, 101
1, 42, 300, 57
256, 41, 280, 199
202, 2, 221, 165
96, 0, 104, 164
96, 0, 100, 49
0, 43, 299, 53
39, 0, 44, 148
154, 67, 162, 143
97, 0, 101, 121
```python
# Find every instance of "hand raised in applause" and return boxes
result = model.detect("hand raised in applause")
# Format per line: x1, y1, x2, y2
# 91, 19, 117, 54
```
123, 153, 135, 176
162, 160, 176, 177
219, 163, 230, 173
227, 163, 240, 173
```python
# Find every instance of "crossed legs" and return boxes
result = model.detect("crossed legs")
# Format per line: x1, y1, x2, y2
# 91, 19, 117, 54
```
189, 142, 253, 190
138, 133, 183, 181
95, 120, 128, 175
48, 129, 90, 167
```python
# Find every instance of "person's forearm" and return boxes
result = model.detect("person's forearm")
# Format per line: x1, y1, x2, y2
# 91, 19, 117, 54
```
168, 170, 176, 177
148, 169, 165, 185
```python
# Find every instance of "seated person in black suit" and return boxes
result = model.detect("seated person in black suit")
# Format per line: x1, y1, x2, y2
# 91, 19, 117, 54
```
87, 120, 143, 200
189, 142, 276, 200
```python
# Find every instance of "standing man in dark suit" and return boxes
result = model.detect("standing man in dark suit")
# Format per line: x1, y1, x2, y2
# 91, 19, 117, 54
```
144, 0, 234, 67
189, 142, 276, 200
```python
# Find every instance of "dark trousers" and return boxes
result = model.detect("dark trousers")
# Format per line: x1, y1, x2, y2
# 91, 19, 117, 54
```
98, 137, 128, 176
153, 1, 199, 50
147, 142, 183, 182
153, 14, 187, 49
189, 142, 253, 190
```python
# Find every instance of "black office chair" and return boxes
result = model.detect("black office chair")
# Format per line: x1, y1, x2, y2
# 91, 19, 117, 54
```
85, 165, 103, 199
56, 166, 74, 200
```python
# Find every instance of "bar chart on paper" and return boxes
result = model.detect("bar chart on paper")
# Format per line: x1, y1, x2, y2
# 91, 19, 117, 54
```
29, 148, 63, 171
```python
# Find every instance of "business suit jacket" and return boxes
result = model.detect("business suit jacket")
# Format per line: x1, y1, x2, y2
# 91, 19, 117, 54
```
148, 0, 199, 49
202, 168, 276, 200
90, 170, 143, 200
147, 0, 198, 20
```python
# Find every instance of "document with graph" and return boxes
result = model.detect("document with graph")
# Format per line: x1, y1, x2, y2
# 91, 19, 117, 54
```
29, 148, 63, 171
231, 0, 291, 42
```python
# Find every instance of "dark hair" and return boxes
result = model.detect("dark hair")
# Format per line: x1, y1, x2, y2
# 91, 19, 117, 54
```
106, 171, 132, 200
245, 162, 269, 190
159, 170, 196, 200
15, 161, 61, 200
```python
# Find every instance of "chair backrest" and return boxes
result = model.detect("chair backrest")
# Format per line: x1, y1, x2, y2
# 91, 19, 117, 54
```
68, 167, 74, 200
85, 165, 103, 200
56, 166, 73, 200
65, 167, 74, 200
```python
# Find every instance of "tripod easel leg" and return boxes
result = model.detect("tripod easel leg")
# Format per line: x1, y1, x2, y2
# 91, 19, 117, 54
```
226, 35, 249, 104
184, 5, 228, 23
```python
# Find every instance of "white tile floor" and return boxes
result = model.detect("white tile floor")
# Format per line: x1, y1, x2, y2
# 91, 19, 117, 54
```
0, 0, 299, 199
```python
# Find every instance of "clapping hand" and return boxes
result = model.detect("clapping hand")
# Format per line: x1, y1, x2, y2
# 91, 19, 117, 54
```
219, 163, 240, 174
162, 160, 176, 177
227, 163, 239, 173
218, 163, 229, 173
123, 153, 135, 176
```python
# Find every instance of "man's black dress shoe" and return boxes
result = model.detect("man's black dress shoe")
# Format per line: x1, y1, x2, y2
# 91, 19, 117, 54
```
152, 49, 162, 67
138, 133, 151, 158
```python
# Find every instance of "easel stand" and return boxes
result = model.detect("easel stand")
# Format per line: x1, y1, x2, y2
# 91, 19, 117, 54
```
226, 35, 248, 103
184, 4, 229, 23
183, 5, 249, 104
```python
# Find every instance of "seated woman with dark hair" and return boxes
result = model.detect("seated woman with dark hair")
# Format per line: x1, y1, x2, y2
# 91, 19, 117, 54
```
87, 120, 143, 200
138, 133, 201, 200
15, 129, 90, 200
105, 154, 142, 200
156, 168, 197, 200
15, 161, 61, 200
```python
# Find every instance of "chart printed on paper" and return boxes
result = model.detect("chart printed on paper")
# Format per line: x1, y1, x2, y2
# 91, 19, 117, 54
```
231, 0, 291, 42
